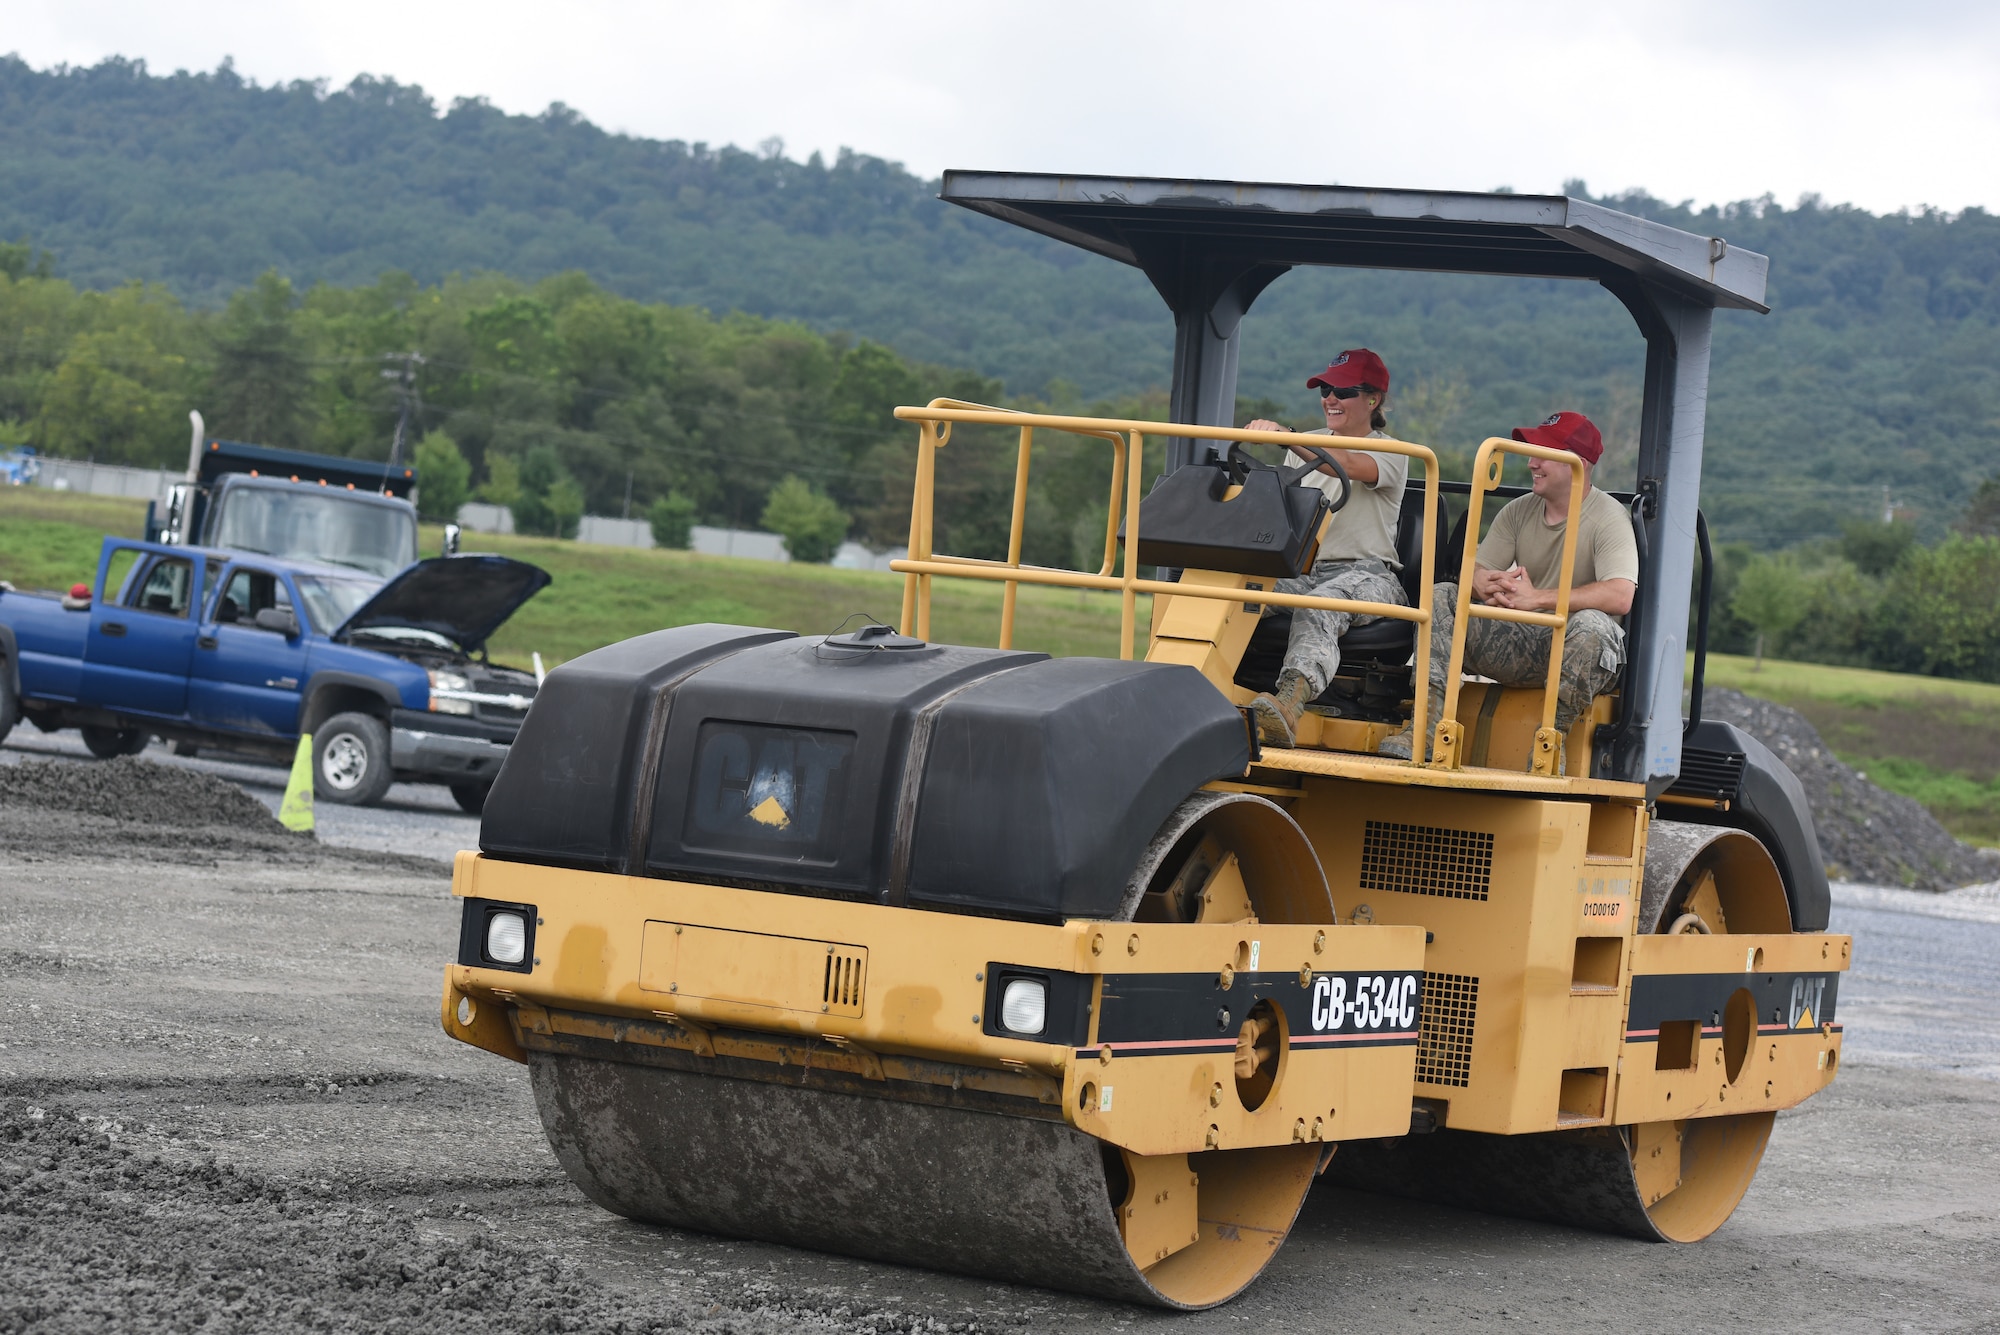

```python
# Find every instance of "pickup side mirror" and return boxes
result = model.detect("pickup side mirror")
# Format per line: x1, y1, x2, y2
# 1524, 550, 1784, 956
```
253, 607, 300, 637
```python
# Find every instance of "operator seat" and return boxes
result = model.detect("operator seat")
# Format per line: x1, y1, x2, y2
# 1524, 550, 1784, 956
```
1234, 489, 1467, 720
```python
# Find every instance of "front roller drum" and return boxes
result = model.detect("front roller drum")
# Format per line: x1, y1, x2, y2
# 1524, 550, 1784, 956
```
527, 791, 1339, 1308
531, 1052, 1320, 1309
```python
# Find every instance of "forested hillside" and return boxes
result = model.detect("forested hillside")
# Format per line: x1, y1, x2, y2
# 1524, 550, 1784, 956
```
3, 55, 1999, 550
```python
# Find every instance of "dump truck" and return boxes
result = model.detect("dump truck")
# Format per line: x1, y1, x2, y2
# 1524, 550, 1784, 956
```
147, 411, 425, 577
439, 178, 1848, 1308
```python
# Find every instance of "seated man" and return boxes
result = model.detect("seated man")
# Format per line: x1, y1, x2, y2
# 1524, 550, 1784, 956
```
1380, 410, 1635, 765
1243, 347, 1410, 748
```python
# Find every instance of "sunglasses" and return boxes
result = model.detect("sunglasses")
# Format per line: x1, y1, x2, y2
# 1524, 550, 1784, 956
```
1318, 384, 1366, 400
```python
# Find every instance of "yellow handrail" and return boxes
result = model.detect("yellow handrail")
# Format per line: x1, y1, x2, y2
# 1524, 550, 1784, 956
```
1434, 437, 1587, 776
887, 401, 1442, 761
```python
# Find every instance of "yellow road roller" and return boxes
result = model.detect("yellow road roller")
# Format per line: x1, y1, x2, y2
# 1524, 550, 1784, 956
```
442, 177, 1849, 1309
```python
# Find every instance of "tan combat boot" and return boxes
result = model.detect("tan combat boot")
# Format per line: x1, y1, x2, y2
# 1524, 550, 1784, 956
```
1249, 669, 1313, 749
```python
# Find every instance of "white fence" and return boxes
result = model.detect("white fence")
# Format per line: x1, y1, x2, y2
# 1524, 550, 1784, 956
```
576, 514, 653, 548
454, 501, 515, 535
831, 542, 905, 571
690, 525, 790, 562
31, 458, 179, 505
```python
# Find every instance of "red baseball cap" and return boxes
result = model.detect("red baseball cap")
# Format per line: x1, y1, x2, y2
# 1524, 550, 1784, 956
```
1512, 411, 1603, 466
1306, 348, 1389, 394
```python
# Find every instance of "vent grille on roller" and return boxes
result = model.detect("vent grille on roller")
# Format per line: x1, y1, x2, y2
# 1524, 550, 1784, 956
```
823, 949, 867, 1015
1358, 820, 1495, 901
1666, 746, 1747, 805
1415, 973, 1479, 1088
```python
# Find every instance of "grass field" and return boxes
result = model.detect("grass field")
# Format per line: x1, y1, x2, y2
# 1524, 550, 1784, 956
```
0, 488, 150, 592
1700, 652, 2000, 845
6, 488, 1993, 843
428, 525, 1140, 663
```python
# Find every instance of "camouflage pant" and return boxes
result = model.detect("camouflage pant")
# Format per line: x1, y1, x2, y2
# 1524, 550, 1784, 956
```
1272, 558, 1409, 697
1425, 583, 1626, 733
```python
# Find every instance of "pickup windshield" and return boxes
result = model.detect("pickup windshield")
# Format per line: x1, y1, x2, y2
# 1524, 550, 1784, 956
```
293, 574, 382, 636
208, 487, 417, 578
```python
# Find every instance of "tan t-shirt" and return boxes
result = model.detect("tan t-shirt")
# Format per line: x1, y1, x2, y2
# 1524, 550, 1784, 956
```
1476, 485, 1639, 591
1287, 429, 1410, 568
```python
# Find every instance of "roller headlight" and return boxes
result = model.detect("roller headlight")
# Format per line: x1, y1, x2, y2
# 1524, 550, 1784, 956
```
999, 978, 1047, 1036
485, 911, 527, 965
427, 668, 475, 715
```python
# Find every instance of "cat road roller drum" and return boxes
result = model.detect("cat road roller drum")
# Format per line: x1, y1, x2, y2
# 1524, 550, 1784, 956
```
443, 623, 1426, 1309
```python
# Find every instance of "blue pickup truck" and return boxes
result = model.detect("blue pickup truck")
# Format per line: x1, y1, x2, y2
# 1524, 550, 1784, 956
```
0, 538, 549, 812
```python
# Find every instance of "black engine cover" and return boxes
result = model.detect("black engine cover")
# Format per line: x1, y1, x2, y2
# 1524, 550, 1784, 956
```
484, 626, 1251, 922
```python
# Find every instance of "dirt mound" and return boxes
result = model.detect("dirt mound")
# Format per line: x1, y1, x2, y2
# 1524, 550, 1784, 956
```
0, 756, 290, 834
0, 756, 448, 873
1704, 688, 1994, 891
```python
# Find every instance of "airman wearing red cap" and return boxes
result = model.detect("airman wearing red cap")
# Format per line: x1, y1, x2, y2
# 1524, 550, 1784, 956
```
1242, 348, 1409, 747
1380, 410, 1637, 768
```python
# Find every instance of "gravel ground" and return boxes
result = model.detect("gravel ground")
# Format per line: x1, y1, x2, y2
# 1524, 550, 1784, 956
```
1826, 882, 2000, 1081
1704, 687, 1997, 891
1, 731, 479, 866
5, 765, 2000, 1331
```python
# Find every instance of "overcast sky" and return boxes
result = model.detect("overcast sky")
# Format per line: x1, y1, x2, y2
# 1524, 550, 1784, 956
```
8, 0, 1997, 216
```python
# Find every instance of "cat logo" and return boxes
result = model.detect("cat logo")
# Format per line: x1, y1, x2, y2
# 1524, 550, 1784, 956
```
688, 722, 852, 854
1788, 975, 1827, 1030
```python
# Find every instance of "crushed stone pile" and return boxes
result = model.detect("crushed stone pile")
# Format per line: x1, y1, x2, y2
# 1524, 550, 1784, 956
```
0, 756, 290, 834
1703, 687, 1995, 892
0, 755, 440, 872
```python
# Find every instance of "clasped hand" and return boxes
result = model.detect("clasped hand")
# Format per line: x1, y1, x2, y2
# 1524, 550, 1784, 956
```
1473, 565, 1556, 612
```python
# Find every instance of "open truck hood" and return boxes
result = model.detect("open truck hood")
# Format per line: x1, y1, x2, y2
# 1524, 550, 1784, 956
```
334, 554, 550, 654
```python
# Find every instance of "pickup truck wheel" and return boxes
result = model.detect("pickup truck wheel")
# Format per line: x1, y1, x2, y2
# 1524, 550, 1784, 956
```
449, 782, 492, 815
313, 712, 393, 806
81, 725, 151, 759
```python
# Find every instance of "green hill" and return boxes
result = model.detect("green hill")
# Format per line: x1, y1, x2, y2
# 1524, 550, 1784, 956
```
2, 56, 1999, 546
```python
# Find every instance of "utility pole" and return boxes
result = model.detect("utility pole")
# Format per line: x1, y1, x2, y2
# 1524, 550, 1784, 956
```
382, 351, 426, 471
622, 469, 633, 520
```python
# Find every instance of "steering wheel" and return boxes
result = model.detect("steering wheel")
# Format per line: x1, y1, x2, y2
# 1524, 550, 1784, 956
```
1278, 443, 1352, 515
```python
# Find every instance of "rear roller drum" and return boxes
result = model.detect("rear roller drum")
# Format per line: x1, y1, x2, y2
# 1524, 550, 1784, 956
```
528, 791, 1335, 1308
1616, 823, 1790, 1241
1329, 823, 1788, 1243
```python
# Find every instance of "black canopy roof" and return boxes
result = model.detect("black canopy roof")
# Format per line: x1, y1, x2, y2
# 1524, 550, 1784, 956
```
940, 172, 1768, 314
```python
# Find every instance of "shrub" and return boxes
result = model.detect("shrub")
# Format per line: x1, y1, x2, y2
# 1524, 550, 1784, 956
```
648, 491, 697, 549
412, 431, 470, 522
760, 475, 848, 564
